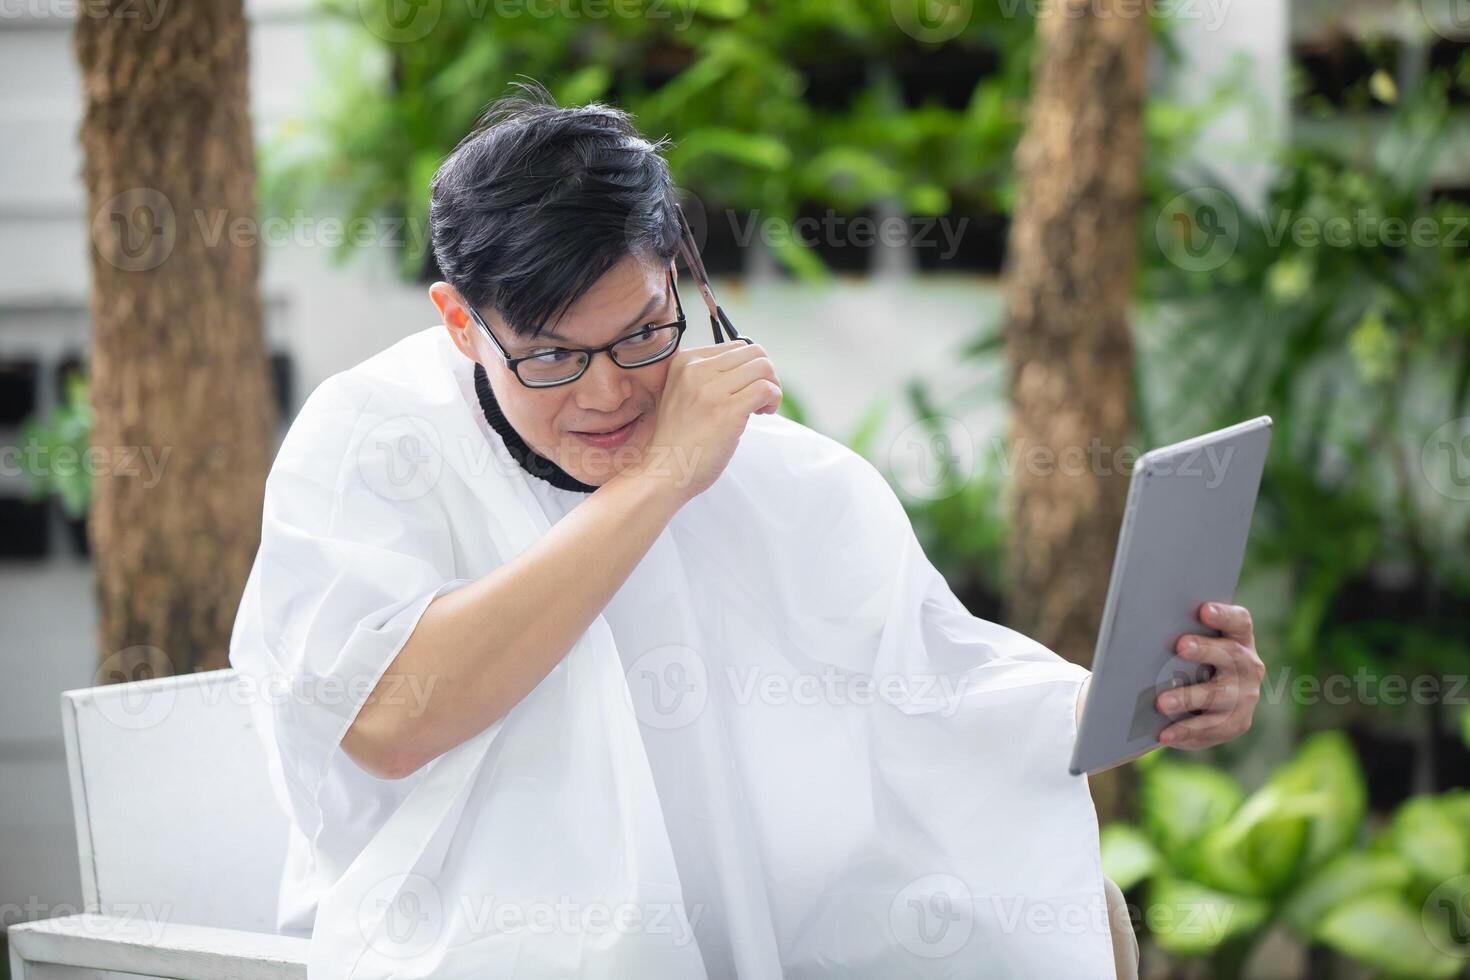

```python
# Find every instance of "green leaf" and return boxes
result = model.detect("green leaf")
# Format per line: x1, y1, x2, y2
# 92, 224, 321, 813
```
678, 0, 745, 19
1392, 797, 1470, 885
902, 183, 950, 217
1278, 731, 1367, 868
1369, 68, 1400, 105
801, 147, 901, 205
1101, 823, 1161, 892
554, 65, 611, 107
766, 230, 830, 283
1191, 782, 1318, 896
1315, 893, 1462, 978
1436, 789, 1470, 846
672, 128, 792, 171
843, 397, 889, 461
1140, 760, 1243, 860
1146, 877, 1268, 956
776, 384, 809, 426
18, 371, 94, 518
1347, 307, 1397, 384
1264, 256, 1312, 303
1280, 851, 1415, 935
1182, 733, 1364, 897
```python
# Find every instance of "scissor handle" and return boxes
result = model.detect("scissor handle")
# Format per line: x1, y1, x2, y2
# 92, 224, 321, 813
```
711, 307, 752, 345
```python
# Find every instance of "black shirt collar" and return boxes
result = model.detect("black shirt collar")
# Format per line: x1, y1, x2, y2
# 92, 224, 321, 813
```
473, 362, 598, 494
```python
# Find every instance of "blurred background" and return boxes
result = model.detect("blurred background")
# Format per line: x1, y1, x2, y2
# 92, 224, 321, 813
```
2, 0, 1469, 976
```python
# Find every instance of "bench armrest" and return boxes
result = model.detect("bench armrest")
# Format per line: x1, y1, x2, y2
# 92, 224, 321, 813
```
8, 913, 308, 980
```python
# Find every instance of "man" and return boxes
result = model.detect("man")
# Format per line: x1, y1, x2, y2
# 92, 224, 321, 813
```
230, 85, 1264, 979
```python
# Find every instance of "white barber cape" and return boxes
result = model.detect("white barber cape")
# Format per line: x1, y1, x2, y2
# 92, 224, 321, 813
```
229, 326, 1117, 978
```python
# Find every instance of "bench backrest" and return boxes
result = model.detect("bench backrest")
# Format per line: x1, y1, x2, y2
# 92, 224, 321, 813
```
61, 667, 288, 933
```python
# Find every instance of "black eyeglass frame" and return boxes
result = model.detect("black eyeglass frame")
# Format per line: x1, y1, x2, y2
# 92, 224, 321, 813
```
467, 204, 752, 389
469, 268, 690, 389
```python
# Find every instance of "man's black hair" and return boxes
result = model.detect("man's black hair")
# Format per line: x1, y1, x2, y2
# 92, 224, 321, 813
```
430, 80, 682, 339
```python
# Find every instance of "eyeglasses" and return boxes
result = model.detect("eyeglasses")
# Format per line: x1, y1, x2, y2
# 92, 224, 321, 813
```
470, 268, 687, 387
469, 204, 751, 389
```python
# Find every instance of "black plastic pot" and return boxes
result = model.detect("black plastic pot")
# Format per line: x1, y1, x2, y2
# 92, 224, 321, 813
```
64, 511, 89, 558
0, 497, 50, 560
0, 357, 39, 427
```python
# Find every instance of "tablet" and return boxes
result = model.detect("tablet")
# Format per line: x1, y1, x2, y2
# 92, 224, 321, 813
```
1069, 416, 1273, 776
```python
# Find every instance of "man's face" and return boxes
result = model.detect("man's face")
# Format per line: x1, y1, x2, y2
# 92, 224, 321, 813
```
439, 252, 678, 487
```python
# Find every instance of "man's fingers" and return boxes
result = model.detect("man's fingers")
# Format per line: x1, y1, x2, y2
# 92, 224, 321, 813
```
1156, 678, 1236, 716
1160, 708, 1251, 749
1153, 604, 1263, 751
709, 340, 769, 369
1176, 633, 1264, 684
1201, 601, 1254, 646
675, 339, 765, 371
734, 377, 782, 416
720, 354, 779, 397
1174, 634, 1237, 672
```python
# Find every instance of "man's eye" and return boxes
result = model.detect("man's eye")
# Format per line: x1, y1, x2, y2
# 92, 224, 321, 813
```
529, 349, 574, 362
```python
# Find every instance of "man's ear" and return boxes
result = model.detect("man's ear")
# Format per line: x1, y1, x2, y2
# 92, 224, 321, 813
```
430, 281, 480, 364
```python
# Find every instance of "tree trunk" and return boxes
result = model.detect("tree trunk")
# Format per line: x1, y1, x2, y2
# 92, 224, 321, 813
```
76, 0, 275, 679
1003, 0, 1148, 816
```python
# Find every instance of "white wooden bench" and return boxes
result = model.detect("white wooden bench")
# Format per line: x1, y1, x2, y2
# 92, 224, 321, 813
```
7, 668, 309, 979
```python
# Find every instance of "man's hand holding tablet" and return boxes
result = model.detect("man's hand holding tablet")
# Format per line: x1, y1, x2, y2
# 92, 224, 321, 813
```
1071, 417, 1274, 776
1074, 602, 1266, 766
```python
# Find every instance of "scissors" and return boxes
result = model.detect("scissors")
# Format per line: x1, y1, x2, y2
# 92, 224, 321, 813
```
674, 203, 753, 347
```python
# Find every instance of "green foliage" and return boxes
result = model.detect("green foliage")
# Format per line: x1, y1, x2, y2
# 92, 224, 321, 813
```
887, 379, 1007, 604
1099, 823, 1160, 892
1103, 732, 1469, 976
1147, 877, 1269, 957
1137, 56, 1470, 708
773, 380, 888, 461
897, 446, 1007, 603
20, 372, 93, 519
261, 0, 1038, 278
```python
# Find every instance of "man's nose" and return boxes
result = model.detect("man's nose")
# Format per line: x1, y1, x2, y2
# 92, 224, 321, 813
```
575, 351, 632, 410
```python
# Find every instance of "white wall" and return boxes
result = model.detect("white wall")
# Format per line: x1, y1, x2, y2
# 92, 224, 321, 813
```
1161, 0, 1289, 209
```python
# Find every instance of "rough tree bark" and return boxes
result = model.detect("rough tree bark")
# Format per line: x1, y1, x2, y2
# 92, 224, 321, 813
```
76, 0, 275, 678
1003, 0, 1148, 814
1004, 0, 1147, 663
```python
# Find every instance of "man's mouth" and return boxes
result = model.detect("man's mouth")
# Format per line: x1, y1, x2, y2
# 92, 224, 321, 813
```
569, 413, 642, 448
572, 415, 640, 436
